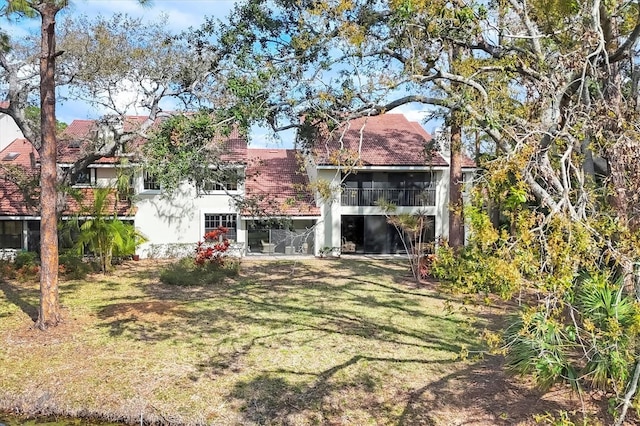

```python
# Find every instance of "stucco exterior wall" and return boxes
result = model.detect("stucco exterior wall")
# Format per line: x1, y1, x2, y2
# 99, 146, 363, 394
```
314, 168, 342, 255
312, 166, 453, 254
132, 173, 246, 258
0, 114, 23, 152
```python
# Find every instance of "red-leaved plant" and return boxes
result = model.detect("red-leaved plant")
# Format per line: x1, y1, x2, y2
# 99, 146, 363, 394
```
195, 226, 231, 266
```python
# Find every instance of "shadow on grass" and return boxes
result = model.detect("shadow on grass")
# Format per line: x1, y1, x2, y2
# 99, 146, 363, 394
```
96, 265, 478, 356
396, 354, 613, 425
0, 279, 38, 321
80, 258, 603, 424
231, 355, 460, 425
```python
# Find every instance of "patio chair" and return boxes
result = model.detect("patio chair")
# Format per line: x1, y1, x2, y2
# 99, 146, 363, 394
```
261, 240, 276, 254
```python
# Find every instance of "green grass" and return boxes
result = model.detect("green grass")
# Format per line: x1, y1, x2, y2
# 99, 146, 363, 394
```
0, 258, 494, 425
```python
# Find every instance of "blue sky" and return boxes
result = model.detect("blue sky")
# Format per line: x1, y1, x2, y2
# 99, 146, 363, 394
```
1, 0, 435, 147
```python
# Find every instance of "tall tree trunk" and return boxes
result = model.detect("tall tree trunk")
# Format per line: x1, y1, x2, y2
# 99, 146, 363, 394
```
448, 45, 464, 250
449, 115, 464, 249
35, 2, 61, 330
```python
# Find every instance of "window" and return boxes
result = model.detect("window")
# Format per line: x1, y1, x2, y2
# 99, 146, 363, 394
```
143, 170, 160, 191
201, 172, 239, 193
62, 167, 94, 186
203, 180, 238, 192
0, 221, 22, 249
204, 214, 237, 241
2, 152, 19, 161
74, 168, 92, 185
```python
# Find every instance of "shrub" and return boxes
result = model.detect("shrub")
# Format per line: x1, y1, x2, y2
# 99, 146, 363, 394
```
15, 264, 39, 282
432, 243, 521, 299
195, 227, 231, 266
14, 251, 38, 269
59, 252, 98, 280
0, 259, 16, 279
504, 273, 640, 395
160, 257, 239, 286
160, 227, 240, 286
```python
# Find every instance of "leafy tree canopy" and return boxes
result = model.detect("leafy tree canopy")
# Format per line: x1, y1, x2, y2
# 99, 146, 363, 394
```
201, 0, 640, 421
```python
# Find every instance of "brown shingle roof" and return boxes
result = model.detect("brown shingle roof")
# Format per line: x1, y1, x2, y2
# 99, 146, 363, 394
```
0, 138, 133, 217
0, 139, 39, 216
245, 149, 318, 217
58, 116, 248, 164
314, 114, 449, 167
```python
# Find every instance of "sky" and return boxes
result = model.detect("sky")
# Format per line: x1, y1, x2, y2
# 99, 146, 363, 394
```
1, 0, 436, 147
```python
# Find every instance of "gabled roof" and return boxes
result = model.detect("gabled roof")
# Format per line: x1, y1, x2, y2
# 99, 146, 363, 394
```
0, 139, 39, 216
0, 138, 36, 167
314, 114, 449, 167
0, 101, 9, 109
59, 116, 248, 164
61, 119, 95, 139
245, 148, 318, 217
61, 116, 151, 140
0, 138, 133, 217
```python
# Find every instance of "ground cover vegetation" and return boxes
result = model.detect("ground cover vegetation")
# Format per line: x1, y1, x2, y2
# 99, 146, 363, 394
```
0, 259, 619, 425
2, 0, 640, 422
160, 227, 240, 286
194, 1, 640, 423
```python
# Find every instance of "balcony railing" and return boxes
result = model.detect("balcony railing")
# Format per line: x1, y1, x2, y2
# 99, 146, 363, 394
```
341, 188, 436, 207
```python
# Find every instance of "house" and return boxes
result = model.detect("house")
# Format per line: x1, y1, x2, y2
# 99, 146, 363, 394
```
305, 114, 475, 255
0, 136, 135, 256
0, 101, 24, 152
0, 113, 474, 258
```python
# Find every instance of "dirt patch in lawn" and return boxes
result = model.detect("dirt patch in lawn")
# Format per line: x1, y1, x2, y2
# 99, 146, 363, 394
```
0, 258, 630, 425
99, 300, 179, 319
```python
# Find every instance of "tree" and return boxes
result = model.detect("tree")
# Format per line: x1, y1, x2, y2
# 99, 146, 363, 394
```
0, 2, 169, 329
141, 110, 242, 195
73, 188, 145, 273
379, 200, 433, 284
206, 0, 640, 421
197, 0, 483, 246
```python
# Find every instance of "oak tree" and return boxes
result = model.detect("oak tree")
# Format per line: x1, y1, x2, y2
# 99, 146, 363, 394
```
0, 2, 187, 329
209, 0, 640, 421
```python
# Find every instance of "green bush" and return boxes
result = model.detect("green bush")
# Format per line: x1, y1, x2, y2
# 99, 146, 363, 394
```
59, 252, 98, 280
432, 244, 521, 299
14, 251, 38, 269
160, 257, 240, 286
504, 273, 640, 395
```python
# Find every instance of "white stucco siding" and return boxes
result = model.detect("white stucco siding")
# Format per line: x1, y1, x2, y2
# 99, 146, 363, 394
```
314, 169, 342, 254
94, 167, 118, 187
436, 169, 450, 240
134, 181, 244, 258
0, 114, 24, 151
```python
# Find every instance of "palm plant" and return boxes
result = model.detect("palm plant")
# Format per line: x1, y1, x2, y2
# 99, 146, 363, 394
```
504, 272, 640, 395
75, 188, 145, 273
577, 273, 637, 391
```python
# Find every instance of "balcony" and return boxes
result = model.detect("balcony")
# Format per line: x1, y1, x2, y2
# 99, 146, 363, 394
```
341, 187, 436, 207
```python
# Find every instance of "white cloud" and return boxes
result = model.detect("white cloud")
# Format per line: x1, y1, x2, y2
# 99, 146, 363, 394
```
63, 0, 237, 32
388, 102, 443, 135
388, 103, 430, 123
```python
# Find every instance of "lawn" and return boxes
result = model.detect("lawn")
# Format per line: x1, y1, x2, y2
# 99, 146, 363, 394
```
0, 258, 597, 425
